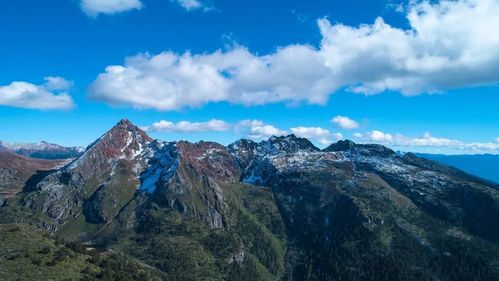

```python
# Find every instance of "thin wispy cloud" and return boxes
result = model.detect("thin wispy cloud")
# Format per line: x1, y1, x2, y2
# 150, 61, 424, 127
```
291, 9, 310, 23
145, 119, 230, 133
0, 77, 74, 110
89, 0, 499, 110
172, 0, 207, 11
80, 0, 143, 16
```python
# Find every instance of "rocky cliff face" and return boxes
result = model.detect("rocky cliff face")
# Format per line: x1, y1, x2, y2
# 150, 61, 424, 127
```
2, 120, 498, 281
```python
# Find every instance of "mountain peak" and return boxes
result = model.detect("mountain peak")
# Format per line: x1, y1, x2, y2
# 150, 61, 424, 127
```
324, 139, 395, 157
105, 119, 151, 142
112, 118, 140, 131
261, 134, 319, 154
117, 118, 133, 126
324, 139, 357, 152
66, 119, 152, 172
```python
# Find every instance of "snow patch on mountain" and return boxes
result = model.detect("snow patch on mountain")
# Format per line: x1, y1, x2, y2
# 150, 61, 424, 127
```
139, 142, 179, 193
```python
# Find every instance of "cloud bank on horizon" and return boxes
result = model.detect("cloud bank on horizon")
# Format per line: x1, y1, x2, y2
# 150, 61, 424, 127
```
144, 119, 343, 146
89, 0, 499, 110
354, 131, 499, 153
140, 118, 499, 153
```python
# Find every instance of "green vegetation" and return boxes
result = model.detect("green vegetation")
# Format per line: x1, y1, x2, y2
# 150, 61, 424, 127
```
0, 224, 96, 280
119, 182, 286, 281
0, 224, 159, 281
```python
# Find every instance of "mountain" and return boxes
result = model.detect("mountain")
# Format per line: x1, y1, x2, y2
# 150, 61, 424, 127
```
1, 120, 498, 281
0, 151, 66, 204
416, 153, 499, 184
0, 140, 84, 160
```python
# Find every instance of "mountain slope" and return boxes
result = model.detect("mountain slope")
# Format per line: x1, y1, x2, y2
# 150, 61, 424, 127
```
0, 151, 65, 203
233, 139, 499, 280
1, 122, 498, 281
0, 224, 161, 280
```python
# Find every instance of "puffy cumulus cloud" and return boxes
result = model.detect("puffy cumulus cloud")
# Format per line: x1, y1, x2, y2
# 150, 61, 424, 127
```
0, 77, 74, 110
291, 126, 342, 145
146, 119, 230, 133
354, 131, 499, 152
172, 0, 205, 11
89, 46, 331, 110
89, 52, 230, 110
80, 0, 142, 16
319, 0, 499, 95
89, 0, 499, 110
237, 120, 288, 140
331, 115, 359, 129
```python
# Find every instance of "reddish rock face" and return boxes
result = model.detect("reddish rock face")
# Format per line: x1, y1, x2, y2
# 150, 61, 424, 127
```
176, 141, 241, 183
0, 151, 64, 202
65, 119, 152, 184
25, 119, 155, 225
94, 119, 152, 159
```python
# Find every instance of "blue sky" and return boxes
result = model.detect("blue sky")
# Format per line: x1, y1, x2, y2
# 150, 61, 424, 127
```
0, 0, 498, 154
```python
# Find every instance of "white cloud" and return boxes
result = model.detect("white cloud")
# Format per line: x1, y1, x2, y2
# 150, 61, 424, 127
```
354, 130, 499, 152
147, 119, 230, 133
355, 130, 394, 143
89, 0, 499, 110
88, 53, 229, 111
80, 0, 142, 16
89, 46, 330, 110
331, 115, 359, 129
0, 77, 74, 110
291, 126, 342, 145
319, 0, 499, 95
172, 0, 205, 11
43, 76, 73, 91
237, 120, 287, 140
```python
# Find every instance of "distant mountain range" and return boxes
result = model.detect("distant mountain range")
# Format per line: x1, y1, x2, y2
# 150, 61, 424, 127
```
417, 153, 499, 184
0, 119, 498, 280
0, 140, 83, 160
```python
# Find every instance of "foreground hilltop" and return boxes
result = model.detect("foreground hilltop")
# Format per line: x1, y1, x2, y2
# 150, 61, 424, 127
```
1, 119, 498, 281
